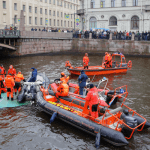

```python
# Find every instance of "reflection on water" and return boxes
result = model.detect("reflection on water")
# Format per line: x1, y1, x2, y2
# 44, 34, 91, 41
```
0, 55, 150, 150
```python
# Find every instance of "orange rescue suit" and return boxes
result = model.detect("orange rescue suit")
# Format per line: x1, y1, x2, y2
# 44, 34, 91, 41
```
5, 75, 15, 99
105, 54, 112, 68
56, 83, 69, 98
83, 56, 89, 67
14, 73, 25, 93
8, 67, 16, 78
85, 87, 99, 118
60, 76, 69, 83
0, 66, 6, 80
0, 76, 6, 97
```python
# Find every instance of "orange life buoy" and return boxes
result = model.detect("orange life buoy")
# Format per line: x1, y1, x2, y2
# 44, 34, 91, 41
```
127, 60, 132, 68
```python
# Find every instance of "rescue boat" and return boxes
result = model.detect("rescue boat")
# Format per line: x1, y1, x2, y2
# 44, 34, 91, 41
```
18, 72, 50, 103
65, 52, 132, 76
36, 78, 150, 147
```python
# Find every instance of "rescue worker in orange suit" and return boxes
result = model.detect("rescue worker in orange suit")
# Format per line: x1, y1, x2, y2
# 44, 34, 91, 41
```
108, 53, 112, 68
5, 74, 15, 100
14, 71, 26, 95
83, 53, 89, 69
55, 81, 69, 98
54, 72, 69, 84
8, 65, 16, 78
0, 76, 6, 99
104, 52, 111, 68
85, 84, 99, 118
0, 64, 6, 80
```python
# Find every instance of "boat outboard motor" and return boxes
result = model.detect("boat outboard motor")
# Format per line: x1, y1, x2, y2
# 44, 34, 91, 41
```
121, 111, 138, 137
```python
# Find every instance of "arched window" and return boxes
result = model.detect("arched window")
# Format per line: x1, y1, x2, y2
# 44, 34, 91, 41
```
131, 16, 139, 29
109, 16, 117, 26
122, 0, 126, 7
89, 17, 97, 29
91, 0, 95, 8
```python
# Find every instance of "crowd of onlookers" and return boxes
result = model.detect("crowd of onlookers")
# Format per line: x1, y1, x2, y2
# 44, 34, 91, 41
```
4, 25, 17, 31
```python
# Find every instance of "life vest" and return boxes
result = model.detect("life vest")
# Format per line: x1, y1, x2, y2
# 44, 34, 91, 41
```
57, 83, 69, 95
60, 76, 69, 83
5, 75, 15, 88
15, 74, 24, 82
8, 68, 16, 77
83, 56, 89, 66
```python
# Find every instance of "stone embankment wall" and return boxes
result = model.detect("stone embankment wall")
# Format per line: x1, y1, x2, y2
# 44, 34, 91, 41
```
13, 39, 150, 56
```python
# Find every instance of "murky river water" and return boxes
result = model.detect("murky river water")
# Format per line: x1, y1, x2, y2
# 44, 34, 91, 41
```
0, 54, 150, 150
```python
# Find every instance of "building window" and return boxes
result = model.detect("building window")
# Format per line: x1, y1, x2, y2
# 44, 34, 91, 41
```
70, 4, 72, 9
54, 19, 55, 26
101, 0, 105, 8
89, 17, 97, 29
131, 15, 139, 29
14, 15, 17, 24
49, 0, 51, 3
64, 2, 66, 8
60, 1, 62, 6
49, 19, 51, 26
91, 0, 95, 8
68, 21, 69, 27
45, 9, 47, 15
40, 8, 42, 14
64, 21, 66, 27
109, 16, 117, 25
23, 5, 25, 11
71, 21, 72, 27
3, 1, 6, 9
53, 0, 55, 5
40, 0, 42, 1
45, 0, 47, 3
40, 18, 42, 25
61, 12, 62, 17
61, 20, 63, 26
29, 17, 31, 24
35, 17, 37, 25
133, 0, 138, 6
122, 0, 126, 6
57, 0, 59, 6
111, 0, 115, 7
57, 20, 59, 26
49, 10, 51, 15
29, 6, 32, 13
14, 3, 17, 10
35, 7, 37, 13
53, 11, 55, 16
57, 11, 59, 17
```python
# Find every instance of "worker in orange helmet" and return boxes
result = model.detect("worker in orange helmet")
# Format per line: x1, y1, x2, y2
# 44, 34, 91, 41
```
108, 53, 112, 68
65, 61, 73, 69
5, 74, 15, 100
55, 81, 69, 98
8, 65, 16, 78
104, 52, 110, 68
60, 72, 69, 83
0, 64, 6, 80
83, 53, 89, 69
85, 84, 99, 118
14, 71, 26, 95
0, 76, 6, 99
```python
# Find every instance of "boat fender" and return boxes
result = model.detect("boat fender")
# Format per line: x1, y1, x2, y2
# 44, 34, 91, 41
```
50, 112, 57, 124
95, 127, 102, 149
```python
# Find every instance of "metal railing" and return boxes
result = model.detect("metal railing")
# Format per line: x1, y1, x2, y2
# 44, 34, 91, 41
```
0, 29, 20, 38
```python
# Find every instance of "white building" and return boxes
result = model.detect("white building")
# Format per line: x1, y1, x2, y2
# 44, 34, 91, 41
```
77, 0, 150, 32
0, 0, 80, 30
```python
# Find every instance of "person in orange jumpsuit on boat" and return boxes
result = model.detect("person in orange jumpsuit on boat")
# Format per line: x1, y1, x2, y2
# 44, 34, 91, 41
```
14, 71, 26, 95
83, 53, 89, 69
108, 53, 112, 68
104, 52, 111, 68
0, 76, 6, 99
8, 65, 16, 78
55, 81, 69, 98
5, 74, 15, 100
60, 72, 69, 84
0, 64, 6, 80
85, 84, 99, 118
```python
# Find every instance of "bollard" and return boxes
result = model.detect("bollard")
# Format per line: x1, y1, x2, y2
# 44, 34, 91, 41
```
109, 33, 112, 40
131, 34, 135, 41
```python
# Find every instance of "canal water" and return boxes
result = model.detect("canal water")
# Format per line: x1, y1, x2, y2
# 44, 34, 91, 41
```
0, 54, 150, 150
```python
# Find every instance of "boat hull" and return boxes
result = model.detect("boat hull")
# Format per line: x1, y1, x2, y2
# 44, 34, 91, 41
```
67, 67, 128, 76
36, 91, 128, 147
